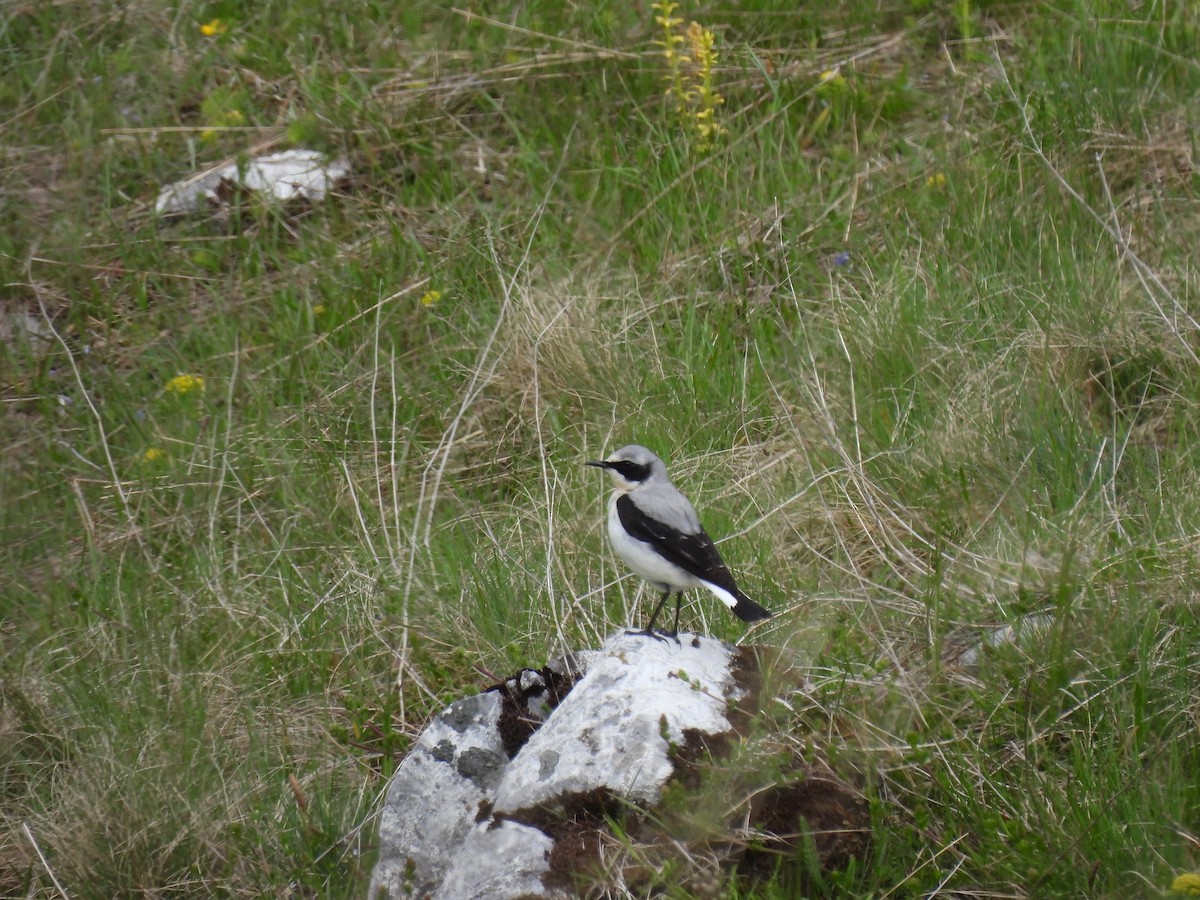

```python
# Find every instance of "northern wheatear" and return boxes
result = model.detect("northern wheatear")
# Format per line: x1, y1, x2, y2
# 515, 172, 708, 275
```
587, 444, 771, 640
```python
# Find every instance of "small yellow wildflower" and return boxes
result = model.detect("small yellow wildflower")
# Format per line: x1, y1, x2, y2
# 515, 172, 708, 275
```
419, 290, 442, 307
165, 374, 205, 395
200, 18, 228, 37
312, 304, 326, 315
200, 108, 244, 142
143, 447, 167, 462
652, 1, 683, 32
1173, 874, 1200, 896
926, 172, 948, 189
816, 68, 848, 99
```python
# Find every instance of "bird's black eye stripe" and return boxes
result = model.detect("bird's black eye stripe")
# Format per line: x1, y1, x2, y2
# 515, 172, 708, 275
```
611, 460, 652, 483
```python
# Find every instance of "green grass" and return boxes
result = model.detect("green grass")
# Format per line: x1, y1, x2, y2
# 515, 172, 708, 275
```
3, 0, 1200, 895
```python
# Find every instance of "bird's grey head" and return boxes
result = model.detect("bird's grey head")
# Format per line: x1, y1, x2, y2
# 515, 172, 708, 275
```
586, 444, 668, 489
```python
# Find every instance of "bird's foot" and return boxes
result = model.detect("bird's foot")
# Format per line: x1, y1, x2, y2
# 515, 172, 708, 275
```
625, 627, 681, 646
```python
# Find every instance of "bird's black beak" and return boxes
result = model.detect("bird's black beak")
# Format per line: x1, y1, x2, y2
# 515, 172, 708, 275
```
586, 460, 610, 470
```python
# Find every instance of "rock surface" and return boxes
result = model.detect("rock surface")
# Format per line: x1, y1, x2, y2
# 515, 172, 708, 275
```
368, 632, 870, 899
154, 149, 349, 215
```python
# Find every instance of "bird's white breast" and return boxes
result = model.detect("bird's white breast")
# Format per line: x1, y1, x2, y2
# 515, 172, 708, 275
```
606, 492, 701, 593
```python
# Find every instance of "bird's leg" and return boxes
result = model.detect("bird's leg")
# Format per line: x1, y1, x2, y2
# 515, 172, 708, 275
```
666, 594, 683, 638
641, 590, 671, 634
626, 591, 679, 644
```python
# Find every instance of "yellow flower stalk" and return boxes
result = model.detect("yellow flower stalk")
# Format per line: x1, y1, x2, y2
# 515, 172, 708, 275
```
684, 21, 725, 148
651, 4, 726, 150
652, 1, 688, 114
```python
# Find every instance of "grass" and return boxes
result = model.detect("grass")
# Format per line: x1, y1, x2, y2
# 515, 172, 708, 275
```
3, 0, 1200, 896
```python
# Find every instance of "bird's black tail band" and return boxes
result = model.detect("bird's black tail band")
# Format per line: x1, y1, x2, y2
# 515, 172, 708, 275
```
732, 591, 772, 623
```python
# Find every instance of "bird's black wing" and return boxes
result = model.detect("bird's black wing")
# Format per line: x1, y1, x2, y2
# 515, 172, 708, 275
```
616, 493, 740, 593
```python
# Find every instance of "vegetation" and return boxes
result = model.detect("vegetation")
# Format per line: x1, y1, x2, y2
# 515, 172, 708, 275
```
3, 0, 1199, 895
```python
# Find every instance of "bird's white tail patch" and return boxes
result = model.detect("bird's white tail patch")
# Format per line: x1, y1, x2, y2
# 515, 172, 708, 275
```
701, 581, 739, 610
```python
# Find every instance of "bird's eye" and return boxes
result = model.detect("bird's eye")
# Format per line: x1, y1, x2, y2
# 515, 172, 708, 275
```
612, 461, 651, 482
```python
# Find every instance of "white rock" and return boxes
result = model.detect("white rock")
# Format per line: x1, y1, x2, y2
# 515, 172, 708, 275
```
369, 691, 508, 899
434, 820, 560, 900
492, 632, 740, 813
369, 632, 750, 900
153, 149, 350, 215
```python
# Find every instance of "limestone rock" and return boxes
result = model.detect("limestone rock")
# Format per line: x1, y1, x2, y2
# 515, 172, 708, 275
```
368, 632, 870, 899
368, 654, 587, 899
154, 149, 349, 215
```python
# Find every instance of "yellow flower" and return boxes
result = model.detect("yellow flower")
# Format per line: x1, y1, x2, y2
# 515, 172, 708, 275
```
926, 172, 948, 188
1173, 874, 1200, 896
653, 1, 687, 111
816, 68, 847, 98
143, 448, 167, 462
200, 18, 228, 37
682, 22, 724, 149
651, 3, 726, 148
165, 374, 205, 394
686, 22, 716, 64
419, 290, 442, 307
652, 0, 682, 30
312, 304, 326, 315
201, 108, 244, 141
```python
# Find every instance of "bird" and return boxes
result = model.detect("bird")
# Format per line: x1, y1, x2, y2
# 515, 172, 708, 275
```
587, 444, 772, 641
